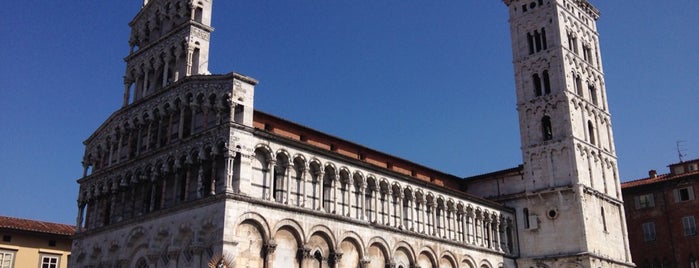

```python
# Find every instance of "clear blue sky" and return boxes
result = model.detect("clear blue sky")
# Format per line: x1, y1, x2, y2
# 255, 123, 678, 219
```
0, 1, 697, 225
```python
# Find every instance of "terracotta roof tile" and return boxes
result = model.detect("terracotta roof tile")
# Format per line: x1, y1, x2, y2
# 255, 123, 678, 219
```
622, 170, 699, 189
0, 216, 75, 236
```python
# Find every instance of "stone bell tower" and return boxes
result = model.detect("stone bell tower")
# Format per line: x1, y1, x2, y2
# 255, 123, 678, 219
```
502, 0, 634, 267
122, 0, 213, 106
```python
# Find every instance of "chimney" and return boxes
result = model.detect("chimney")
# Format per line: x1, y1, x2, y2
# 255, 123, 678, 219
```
649, 170, 657, 178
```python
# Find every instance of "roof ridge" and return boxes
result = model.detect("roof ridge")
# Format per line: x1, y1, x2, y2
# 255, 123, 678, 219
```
0, 215, 75, 236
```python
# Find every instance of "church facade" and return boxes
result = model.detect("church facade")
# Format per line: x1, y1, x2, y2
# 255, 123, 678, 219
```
70, 1, 634, 268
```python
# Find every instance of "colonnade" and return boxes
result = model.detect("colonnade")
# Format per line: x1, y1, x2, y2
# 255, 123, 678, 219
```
78, 143, 238, 231
83, 92, 236, 175
253, 147, 516, 254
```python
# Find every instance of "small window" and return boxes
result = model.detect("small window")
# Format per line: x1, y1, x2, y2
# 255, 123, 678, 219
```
0, 250, 15, 268
523, 208, 530, 229
601, 207, 607, 232
523, 208, 538, 230
40, 255, 60, 268
575, 75, 583, 95
542, 116, 553, 141
635, 193, 655, 209
588, 85, 598, 105
48, 240, 57, 247
533, 73, 542, 96
541, 27, 547, 50
689, 163, 698, 172
674, 186, 695, 202
1, 235, 9, 242
642, 222, 656, 241
194, 7, 204, 23
542, 70, 551, 94
683, 216, 697, 236
675, 166, 686, 174
587, 121, 596, 145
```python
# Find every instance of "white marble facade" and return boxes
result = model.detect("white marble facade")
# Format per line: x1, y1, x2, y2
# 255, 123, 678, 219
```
70, 1, 633, 268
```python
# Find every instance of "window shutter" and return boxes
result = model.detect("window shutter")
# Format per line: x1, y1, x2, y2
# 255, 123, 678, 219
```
689, 186, 695, 200
649, 194, 655, 207
529, 215, 539, 230
674, 189, 680, 203
634, 196, 641, 209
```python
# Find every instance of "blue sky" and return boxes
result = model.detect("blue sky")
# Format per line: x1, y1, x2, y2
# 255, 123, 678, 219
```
0, 1, 697, 225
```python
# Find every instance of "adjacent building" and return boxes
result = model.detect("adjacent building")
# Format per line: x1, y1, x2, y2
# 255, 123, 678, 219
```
0, 216, 74, 268
70, 0, 634, 267
622, 159, 699, 268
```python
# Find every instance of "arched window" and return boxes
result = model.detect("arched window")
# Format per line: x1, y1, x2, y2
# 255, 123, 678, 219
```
322, 172, 333, 213
589, 84, 598, 105
543, 70, 551, 94
533, 73, 542, 96
542, 116, 553, 141
575, 75, 583, 95
252, 149, 270, 199
313, 250, 324, 266
194, 6, 203, 23
402, 196, 410, 227
527, 33, 534, 55
534, 30, 542, 52
191, 47, 201, 75
436, 204, 444, 236
364, 182, 374, 221
273, 157, 286, 203
541, 27, 547, 50
588, 120, 596, 145
567, 32, 574, 52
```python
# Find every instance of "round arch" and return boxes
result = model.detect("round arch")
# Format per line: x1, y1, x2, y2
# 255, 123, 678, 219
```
233, 212, 272, 241
461, 255, 477, 268
306, 225, 337, 246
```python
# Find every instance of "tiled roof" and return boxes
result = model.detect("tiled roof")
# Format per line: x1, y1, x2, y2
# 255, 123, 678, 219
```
0, 216, 75, 236
622, 170, 699, 189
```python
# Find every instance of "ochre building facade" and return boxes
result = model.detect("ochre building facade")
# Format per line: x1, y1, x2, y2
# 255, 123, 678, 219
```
0, 216, 74, 268
70, 0, 634, 268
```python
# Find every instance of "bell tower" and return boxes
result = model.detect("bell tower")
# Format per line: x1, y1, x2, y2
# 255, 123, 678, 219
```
122, 0, 213, 106
503, 0, 633, 267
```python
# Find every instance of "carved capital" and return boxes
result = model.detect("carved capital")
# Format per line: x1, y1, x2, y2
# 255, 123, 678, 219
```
264, 240, 277, 255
